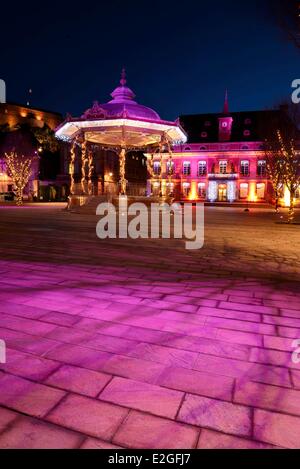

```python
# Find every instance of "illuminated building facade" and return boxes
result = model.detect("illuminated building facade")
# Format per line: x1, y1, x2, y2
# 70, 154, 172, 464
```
147, 97, 300, 204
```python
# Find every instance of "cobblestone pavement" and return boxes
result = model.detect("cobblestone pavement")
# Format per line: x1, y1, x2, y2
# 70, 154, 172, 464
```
0, 205, 300, 449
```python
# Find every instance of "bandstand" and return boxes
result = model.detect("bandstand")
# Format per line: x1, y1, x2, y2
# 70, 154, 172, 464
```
55, 70, 186, 208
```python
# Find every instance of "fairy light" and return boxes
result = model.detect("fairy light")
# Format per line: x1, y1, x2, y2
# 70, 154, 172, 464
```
227, 181, 236, 202
88, 148, 94, 196
208, 181, 218, 202
69, 139, 76, 195
81, 138, 88, 194
5, 152, 32, 206
119, 148, 127, 195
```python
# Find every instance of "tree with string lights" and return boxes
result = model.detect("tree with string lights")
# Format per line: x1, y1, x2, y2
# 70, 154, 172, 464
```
263, 102, 300, 222
5, 152, 32, 206
276, 130, 300, 223
264, 138, 285, 213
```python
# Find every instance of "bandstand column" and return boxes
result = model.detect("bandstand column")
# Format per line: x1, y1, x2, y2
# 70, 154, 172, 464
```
159, 148, 163, 196
119, 148, 127, 195
146, 154, 154, 196
69, 139, 77, 195
88, 147, 94, 196
81, 137, 88, 194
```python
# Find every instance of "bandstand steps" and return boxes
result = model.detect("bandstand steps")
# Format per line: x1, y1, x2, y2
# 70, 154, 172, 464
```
70, 195, 161, 214
70, 196, 109, 214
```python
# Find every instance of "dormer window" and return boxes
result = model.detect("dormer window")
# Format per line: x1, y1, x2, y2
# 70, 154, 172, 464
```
218, 116, 233, 142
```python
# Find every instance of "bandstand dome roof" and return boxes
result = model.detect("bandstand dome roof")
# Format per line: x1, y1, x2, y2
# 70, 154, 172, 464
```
55, 69, 187, 146
82, 69, 161, 122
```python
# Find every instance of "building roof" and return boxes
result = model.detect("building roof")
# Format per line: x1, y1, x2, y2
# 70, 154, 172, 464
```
179, 109, 285, 143
0, 101, 63, 117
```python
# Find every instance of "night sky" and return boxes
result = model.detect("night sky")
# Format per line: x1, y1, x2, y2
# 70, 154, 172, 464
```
1, 0, 298, 120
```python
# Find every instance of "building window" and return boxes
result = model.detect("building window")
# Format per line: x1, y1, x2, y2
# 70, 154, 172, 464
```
219, 161, 227, 174
205, 121, 211, 127
182, 183, 190, 197
198, 183, 206, 198
152, 181, 160, 196
153, 161, 161, 176
198, 161, 207, 176
244, 130, 251, 137
184, 147, 191, 151
240, 183, 248, 199
222, 122, 228, 128
240, 160, 250, 176
200, 146, 207, 151
167, 161, 175, 175
245, 118, 252, 125
166, 183, 174, 195
241, 145, 249, 150
201, 132, 208, 138
257, 160, 266, 177
256, 183, 265, 199
183, 162, 191, 176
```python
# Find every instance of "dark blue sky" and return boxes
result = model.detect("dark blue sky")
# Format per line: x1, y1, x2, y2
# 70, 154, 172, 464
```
1, 0, 298, 119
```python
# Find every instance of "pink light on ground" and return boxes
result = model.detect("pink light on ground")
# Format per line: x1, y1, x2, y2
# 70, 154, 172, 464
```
0, 205, 300, 448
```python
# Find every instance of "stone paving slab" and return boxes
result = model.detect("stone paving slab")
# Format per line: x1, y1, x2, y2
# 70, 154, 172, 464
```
0, 205, 299, 448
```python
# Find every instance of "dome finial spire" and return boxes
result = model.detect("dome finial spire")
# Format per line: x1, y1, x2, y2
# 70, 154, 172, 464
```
120, 67, 127, 86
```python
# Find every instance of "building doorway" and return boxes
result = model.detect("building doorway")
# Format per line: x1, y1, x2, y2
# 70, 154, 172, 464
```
218, 184, 227, 201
